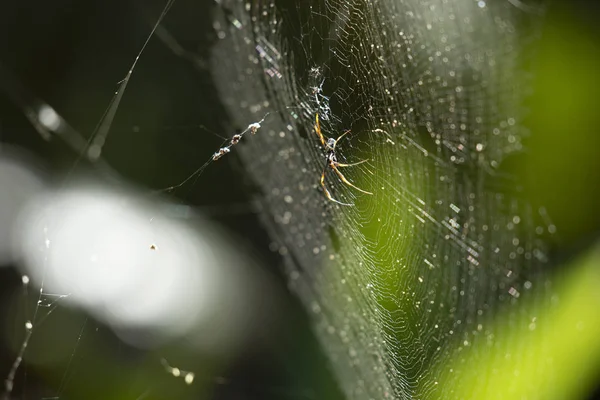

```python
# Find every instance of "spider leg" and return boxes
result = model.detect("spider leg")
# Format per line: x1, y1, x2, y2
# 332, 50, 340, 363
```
333, 129, 352, 149
320, 162, 352, 206
314, 113, 326, 147
330, 161, 373, 195
336, 159, 370, 167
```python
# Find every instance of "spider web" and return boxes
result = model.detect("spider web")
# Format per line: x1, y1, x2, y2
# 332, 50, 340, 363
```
0, 0, 561, 399
207, 0, 552, 399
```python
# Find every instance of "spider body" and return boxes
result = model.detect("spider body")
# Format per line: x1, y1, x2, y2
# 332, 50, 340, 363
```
326, 137, 336, 149
314, 113, 372, 206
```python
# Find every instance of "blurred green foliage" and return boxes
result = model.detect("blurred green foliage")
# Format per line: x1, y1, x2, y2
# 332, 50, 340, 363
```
440, 245, 600, 399
443, 6, 600, 398
524, 7, 600, 247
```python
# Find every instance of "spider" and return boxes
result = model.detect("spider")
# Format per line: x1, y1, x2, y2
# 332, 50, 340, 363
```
314, 113, 372, 205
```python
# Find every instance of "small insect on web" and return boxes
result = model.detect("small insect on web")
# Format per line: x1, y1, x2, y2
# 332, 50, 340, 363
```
161, 114, 269, 193
211, 120, 262, 161
314, 113, 372, 206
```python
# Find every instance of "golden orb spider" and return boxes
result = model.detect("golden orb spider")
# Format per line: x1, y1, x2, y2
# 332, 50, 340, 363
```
314, 113, 372, 206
